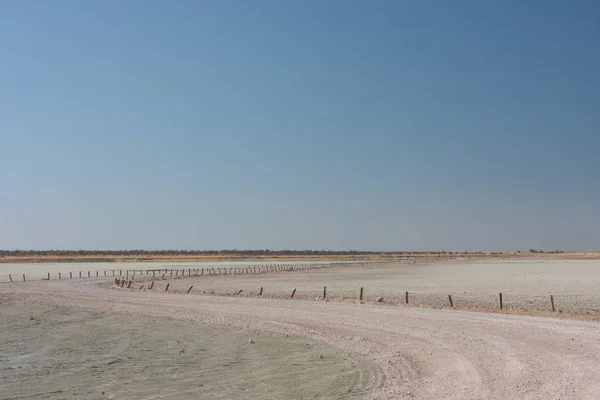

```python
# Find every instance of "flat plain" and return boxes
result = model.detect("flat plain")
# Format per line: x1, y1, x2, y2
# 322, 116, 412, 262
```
3, 257, 600, 399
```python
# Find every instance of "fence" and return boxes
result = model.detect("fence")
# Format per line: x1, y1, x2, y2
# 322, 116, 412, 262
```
7, 260, 593, 317
111, 278, 600, 317
0, 260, 400, 284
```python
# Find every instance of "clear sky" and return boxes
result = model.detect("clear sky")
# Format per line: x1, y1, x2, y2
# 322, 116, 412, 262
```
1, 1, 599, 251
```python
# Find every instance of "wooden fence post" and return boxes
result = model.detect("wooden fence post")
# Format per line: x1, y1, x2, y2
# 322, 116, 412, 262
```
79, 271, 82, 278
165, 283, 170, 292
550, 295, 555, 312
499, 293, 503, 310
23, 274, 26, 282
88, 271, 90, 278
360, 287, 364, 301
59, 272, 61, 280
96, 271, 99, 277
47, 272, 50, 280
187, 285, 194, 294
448, 295, 454, 308
291, 289, 296, 298
70, 272, 73, 279
323, 286, 327, 299
259, 287, 263, 295
127, 281, 132, 288
9, 274, 12, 282
149, 281, 155, 290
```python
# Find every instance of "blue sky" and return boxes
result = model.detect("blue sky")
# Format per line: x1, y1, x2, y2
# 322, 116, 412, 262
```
1, 0, 599, 251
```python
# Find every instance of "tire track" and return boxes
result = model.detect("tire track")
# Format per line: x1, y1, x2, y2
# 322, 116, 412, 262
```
3, 279, 600, 399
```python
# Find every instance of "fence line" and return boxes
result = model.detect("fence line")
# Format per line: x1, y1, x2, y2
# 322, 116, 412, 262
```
1, 260, 402, 284
112, 279, 600, 317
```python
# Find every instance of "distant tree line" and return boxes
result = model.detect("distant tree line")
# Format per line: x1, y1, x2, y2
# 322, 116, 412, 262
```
0, 249, 567, 257
0, 249, 504, 257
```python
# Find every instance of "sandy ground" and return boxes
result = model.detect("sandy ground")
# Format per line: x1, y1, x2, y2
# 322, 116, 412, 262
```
3, 259, 600, 399
127, 259, 600, 316
1, 299, 379, 400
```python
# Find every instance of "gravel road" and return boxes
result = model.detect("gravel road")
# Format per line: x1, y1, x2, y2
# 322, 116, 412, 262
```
2, 277, 600, 399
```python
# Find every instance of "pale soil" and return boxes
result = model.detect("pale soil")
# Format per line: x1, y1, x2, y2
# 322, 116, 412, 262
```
131, 259, 600, 316
0, 299, 379, 400
2, 268, 600, 400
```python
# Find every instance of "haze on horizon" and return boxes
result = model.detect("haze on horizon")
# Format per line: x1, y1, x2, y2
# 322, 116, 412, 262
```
1, 1, 599, 252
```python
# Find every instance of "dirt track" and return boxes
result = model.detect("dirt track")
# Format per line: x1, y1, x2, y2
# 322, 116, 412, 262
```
3, 276, 600, 400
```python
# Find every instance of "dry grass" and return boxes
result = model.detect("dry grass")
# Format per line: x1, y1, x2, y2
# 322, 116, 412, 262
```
2, 251, 600, 263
